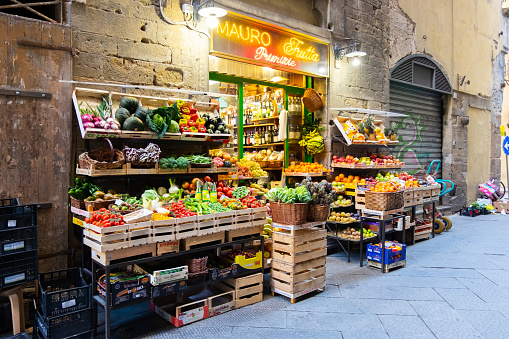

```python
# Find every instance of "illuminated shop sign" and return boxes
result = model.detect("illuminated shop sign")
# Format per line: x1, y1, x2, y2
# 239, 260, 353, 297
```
211, 13, 329, 77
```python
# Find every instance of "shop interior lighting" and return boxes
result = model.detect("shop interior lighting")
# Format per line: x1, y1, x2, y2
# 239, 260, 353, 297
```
333, 40, 366, 67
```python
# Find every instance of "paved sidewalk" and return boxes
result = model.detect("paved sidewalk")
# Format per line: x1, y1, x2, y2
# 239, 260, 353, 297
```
100, 214, 509, 339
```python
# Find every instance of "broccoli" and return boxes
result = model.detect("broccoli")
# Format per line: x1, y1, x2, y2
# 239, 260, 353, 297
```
176, 156, 189, 170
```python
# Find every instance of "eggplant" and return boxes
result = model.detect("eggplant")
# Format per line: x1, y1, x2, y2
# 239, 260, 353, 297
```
218, 124, 225, 132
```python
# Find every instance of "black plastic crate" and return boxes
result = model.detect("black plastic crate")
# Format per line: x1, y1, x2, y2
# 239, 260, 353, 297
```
0, 295, 12, 333
35, 309, 92, 339
0, 226, 37, 256
0, 250, 37, 288
35, 327, 93, 339
39, 268, 91, 318
0, 201, 37, 230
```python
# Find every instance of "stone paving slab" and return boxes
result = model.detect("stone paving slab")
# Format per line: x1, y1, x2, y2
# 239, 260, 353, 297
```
286, 296, 362, 313
286, 311, 385, 332
434, 287, 492, 310
457, 310, 509, 339
378, 315, 436, 338
349, 299, 417, 316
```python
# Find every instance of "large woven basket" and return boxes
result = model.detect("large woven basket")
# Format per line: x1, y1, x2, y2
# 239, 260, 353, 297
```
365, 190, 404, 211
78, 138, 124, 170
271, 202, 308, 225
187, 257, 208, 273
302, 88, 324, 112
84, 199, 116, 211
70, 197, 85, 210
307, 204, 331, 222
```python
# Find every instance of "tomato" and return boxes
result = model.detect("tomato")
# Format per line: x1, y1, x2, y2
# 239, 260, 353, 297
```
204, 176, 211, 182
103, 222, 111, 227
216, 187, 223, 193
227, 190, 233, 198
85, 217, 90, 223
218, 181, 224, 188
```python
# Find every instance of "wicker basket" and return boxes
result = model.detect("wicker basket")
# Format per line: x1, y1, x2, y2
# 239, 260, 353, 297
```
365, 190, 404, 211
78, 138, 125, 170
302, 88, 324, 112
271, 202, 308, 225
108, 204, 142, 215
187, 257, 208, 273
307, 204, 331, 222
188, 270, 208, 284
70, 197, 85, 210
84, 199, 116, 211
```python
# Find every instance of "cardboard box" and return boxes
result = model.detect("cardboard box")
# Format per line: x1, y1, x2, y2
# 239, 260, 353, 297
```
493, 200, 509, 213
98, 272, 150, 306
151, 280, 187, 298
134, 263, 188, 286
153, 294, 208, 327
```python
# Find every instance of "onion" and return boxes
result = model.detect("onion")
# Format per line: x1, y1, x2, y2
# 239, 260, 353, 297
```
81, 114, 94, 123
94, 120, 106, 129
83, 121, 94, 130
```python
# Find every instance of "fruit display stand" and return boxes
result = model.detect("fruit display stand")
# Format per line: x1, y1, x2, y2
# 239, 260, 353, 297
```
270, 222, 326, 303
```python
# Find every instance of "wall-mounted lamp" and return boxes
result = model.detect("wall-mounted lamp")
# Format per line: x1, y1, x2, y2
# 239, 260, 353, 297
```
187, 0, 227, 28
333, 40, 367, 68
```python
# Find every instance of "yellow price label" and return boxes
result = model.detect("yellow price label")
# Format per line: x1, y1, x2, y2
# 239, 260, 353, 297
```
73, 217, 84, 227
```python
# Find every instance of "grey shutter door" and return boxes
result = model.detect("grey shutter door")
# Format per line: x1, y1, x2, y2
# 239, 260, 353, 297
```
389, 81, 443, 178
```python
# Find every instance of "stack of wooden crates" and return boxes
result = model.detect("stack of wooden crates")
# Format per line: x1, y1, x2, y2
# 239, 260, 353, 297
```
270, 225, 327, 303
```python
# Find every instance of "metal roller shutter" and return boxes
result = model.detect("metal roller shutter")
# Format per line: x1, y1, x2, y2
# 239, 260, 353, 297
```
389, 81, 443, 177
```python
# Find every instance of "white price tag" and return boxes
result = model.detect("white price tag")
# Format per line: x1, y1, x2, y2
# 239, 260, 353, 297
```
4, 241, 24, 252
5, 273, 25, 285
62, 299, 76, 309
7, 220, 16, 227
115, 199, 124, 205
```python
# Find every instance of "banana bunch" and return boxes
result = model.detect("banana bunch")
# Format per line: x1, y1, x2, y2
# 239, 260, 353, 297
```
299, 129, 325, 155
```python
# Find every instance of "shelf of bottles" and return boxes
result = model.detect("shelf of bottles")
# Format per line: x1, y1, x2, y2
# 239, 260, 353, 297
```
242, 91, 281, 148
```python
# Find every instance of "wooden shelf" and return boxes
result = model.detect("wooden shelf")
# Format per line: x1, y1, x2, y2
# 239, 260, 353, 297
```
251, 116, 279, 122
244, 142, 285, 148
239, 123, 277, 129
262, 167, 284, 171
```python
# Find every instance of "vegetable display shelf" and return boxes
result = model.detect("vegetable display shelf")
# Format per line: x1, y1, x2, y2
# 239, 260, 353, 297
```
90, 234, 264, 338
331, 163, 404, 170
75, 164, 238, 177
282, 172, 329, 177
272, 221, 325, 235
243, 142, 285, 149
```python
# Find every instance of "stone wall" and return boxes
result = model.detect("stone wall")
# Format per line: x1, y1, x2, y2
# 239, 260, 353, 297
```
70, 0, 209, 91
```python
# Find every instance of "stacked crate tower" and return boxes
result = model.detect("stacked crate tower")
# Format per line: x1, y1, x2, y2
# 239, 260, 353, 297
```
270, 225, 327, 303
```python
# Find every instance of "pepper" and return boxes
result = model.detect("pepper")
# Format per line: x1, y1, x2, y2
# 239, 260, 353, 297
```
183, 114, 191, 120
180, 125, 190, 133
197, 125, 207, 133
196, 118, 206, 126
189, 113, 199, 122
187, 119, 197, 127
189, 126, 198, 133
189, 107, 197, 115
176, 100, 185, 109
179, 118, 188, 127
181, 107, 190, 115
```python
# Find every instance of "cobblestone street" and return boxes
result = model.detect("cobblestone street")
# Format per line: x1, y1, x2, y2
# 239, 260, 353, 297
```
99, 214, 509, 339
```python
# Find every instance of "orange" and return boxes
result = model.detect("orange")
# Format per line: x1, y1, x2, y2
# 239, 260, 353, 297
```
348, 175, 354, 180
338, 174, 345, 180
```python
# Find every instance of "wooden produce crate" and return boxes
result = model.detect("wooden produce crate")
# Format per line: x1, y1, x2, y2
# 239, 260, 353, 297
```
83, 221, 152, 252
219, 273, 263, 308
413, 196, 424, 205
431, 185, 441, 197
235, 210, 253, 229
422, 188, 432, 198
272, 228, 327, 265
89, 242, 157, 266
152, 219, 176, 243
271, 257, 326, 303
76, 164, 127, 177
216, 211, 236, 232
207, 289, 236, 317
413, 189, 423, 199
156, 240, 179, 256
126, 162, 158, 175
404, 189, 414, 199
196, 214, 217, 236
158, 164, 189, 175
404, 198, 415, 207
174, 216, 197, 240
414, 224, 432, 242
180, 231, 225, 251
252, 210, 267, 228
226, 225, 263, 242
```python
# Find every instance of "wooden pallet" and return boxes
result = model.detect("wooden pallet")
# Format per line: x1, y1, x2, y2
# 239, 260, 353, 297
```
362, 208, 404, 220
89, 242, 157, 266
414, 228, 432, 242
226, 225, 263, 242
181, 231, 225, 251
367, 259, 406, 273
219, 273, 263, 308
272, 228, 327, 265
271, 257, 326, 286
271, 276, 325, 303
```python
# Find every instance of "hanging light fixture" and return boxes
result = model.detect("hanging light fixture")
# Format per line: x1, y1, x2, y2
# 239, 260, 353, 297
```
333, 40, 367, 68
189, 0, 227, 29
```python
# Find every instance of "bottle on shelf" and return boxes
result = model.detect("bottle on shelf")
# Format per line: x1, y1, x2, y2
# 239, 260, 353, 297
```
262, 127, 266, 144
264, 127, 269, 144
289, 124, 296, 141
268, 127, 273, 144
295, 124, 301, 141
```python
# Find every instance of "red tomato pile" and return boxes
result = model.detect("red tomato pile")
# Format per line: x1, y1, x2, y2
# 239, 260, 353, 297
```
85, 208, 125, 227
241, 196, 262, 208
217, 181, 234, 199
165, 202, 197, 218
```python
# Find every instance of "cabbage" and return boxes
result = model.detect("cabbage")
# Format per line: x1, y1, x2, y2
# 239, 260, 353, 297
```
168, 120, 180, 133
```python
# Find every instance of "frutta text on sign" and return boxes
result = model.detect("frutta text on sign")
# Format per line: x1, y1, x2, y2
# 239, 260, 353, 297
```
212, 13, 328, 77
